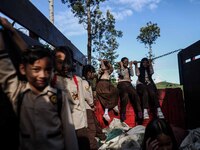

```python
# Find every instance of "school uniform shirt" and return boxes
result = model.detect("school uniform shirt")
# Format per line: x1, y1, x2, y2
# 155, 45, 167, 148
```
135, 65, 154, 85
0, 49, 78, 150
53, 74, 88, 130
82, 78, 94, 110
100, 70, 111, 80
117, 67, 134, 82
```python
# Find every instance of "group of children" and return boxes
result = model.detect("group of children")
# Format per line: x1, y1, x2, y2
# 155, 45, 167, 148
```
94, 57, 178, 150
0, 16, 105, 150
96, 56, 164, 125
0, 16, 167, 150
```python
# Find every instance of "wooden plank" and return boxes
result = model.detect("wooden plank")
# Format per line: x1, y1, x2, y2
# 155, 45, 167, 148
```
0, 0, 86, 65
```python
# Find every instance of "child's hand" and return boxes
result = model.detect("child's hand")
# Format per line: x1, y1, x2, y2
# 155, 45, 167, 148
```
119, 61, 124, 69
92, 105, 96, 111
129, 61, 133, 67
98, 69, 103, 74
146, 138, 159, 150
133, 60, 138, 65
0, 17, 14, 32
148, 59, 153, 65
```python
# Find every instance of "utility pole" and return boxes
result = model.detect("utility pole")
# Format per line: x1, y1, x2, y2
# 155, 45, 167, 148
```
49, 0, 54, 24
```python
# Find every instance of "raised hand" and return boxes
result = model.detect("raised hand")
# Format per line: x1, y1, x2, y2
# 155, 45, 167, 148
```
146, 138, 159, 150
133, 60, 138, 66
0, 17, 14, 32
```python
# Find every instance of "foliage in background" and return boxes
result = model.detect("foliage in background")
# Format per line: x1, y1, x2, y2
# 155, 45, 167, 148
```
92, 10, 123, 67
62, 0, 122, 83
61, 0, 122, 66
137, 21, 160, 60
61, 0, 106, 64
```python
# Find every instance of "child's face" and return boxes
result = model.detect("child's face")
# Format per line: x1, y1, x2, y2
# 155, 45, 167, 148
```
55, 51, 72, 76
122, 59, 129, 68
142, 60, 149, 68
55, 51, 66, 74
157, 133, 173, 150
22, 57, 53, 93
87, 71, 95, 80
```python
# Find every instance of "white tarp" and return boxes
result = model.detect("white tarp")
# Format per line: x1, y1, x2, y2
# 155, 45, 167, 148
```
98, 118, 145, 150
179, 128, 200, 150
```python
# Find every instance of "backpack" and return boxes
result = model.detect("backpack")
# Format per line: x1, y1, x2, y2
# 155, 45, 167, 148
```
17, 89, 63, 120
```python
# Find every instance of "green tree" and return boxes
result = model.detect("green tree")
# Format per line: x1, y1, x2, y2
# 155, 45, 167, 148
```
137, 21, 160, 60
92, 10, 122, 66
61, 0, 106, 64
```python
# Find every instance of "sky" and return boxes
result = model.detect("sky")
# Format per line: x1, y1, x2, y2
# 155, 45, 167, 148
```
2, 0, 200, 84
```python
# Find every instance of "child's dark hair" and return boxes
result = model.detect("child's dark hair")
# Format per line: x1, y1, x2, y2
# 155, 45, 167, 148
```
21, 45, 53, 65
54, 46, 75, 72
141, 118, 178, 150
140, 57, 149, 68
121, 57, 128, 62
82, 64, 95, 78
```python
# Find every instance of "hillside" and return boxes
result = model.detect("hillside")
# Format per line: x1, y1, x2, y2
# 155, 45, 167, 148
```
156, 81, 182, 89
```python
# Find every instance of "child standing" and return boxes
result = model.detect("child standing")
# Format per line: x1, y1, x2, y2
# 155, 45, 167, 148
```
96, 59, 119, 122
117, 57, 143, 123
82, 64, 106, 149
52, 46, 90, 150
0, 17, 78, 150
134, 57, 164, 119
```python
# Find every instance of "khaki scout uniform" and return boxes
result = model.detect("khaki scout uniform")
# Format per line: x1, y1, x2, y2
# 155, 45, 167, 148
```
0, 49, 78, 150
82, 78, 94, 110
53, 75, 88, 130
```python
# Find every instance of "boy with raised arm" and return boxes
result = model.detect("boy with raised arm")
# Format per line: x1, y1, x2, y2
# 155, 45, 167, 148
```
0, 16, 78, 150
